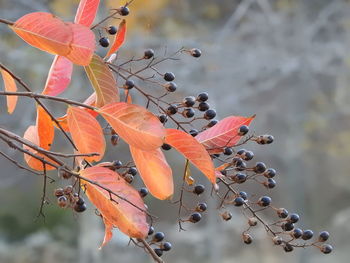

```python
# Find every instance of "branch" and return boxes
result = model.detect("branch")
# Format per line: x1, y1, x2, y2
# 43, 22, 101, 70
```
0, 18, 14, 26
137, 238, 164, 263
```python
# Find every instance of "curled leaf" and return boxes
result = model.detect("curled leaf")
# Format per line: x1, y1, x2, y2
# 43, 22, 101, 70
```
0, 68, 17, 114
105, 19, 126, 58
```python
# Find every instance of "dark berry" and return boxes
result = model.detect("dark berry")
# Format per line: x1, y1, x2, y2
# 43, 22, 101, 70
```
148, 226, 155, 236
139, 187, 148, 198
196, 203, 207, 212
161, 242, 172, 251
165, 82, 177, 92
161, 143, 172, 150
277, 208, 289, 218
258, 196, 271, 207
153, 232, 165, 242
128, 167, 137, 176
263, 168, 276, 178
232, 157, 243, 166
193, 184, 205, 195
124, 174, 133, 183
107, 25, 117, 35
112, 160, 123, 169
164, 72, 175, 81
233, 197, 245, 206
76, 197, 85, 205
158, 114, 168, 124
236, 149, 246, 157
154, 248, 163, 257
318, 231, 330, 242
235, 161, 247, 171
242, 151, 254, 161
291, 228, 303, 238
120, 6, 130, 16
238, 125, 249, 136
257, 135, 274, 144
288, 213, 300, 224
223, 147, 233, 155
111, 134, 120, 146
189, 129, 198, 137
239, 191, 248, 200
284, 243, 294, 252
57, 196, 68, 208
74, 203, 87, 213
182, 108, 195, 118
302, 230, 314, 240
166, 105, 178, 115
54, 188, 64, 197
189, 212, 202, 223
190, 48, 202, 58
99, 37, 109, 47
233, 173, 247, 184
204, 109, 216, 120
183, 96, 196, 107
254, 162, 267, 174
221, 211, 232, 221
243, 233, 252, 244
196, 92, 209, 102
124, 79, 135, 89
144, 49, 154, 59
320, 244, 333, 254
208, 119, 218, 127
198, 102, 210, 111
263, 178, 276, 189
282, 222, 295, 232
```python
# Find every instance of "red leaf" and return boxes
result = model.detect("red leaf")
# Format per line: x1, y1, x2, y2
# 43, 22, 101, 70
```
67, 106, 105, 162
0, 68, 17, 114
100, 217, 113, 249
74, 0, 100, 27
80, 166, 149, 240
130, 146, 173, 200
36, 106, 54, 150
11, 12, 95, 66
105, 19, 126, 58
164, 129, 216, 183
98, 102, 165, 150
195, 115, 255, 154
85, 54, 119, 107
42, 55, 73, 96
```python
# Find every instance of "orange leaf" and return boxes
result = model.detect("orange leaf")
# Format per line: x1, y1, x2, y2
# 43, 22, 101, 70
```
11, 12, 95, 66
74, 0, 100, 27
84, 54, 119, 107
164, 129, 216, 183
130, 146, 173, 200
42, 55, 73, 96
23, 125, 57, 171
105, 19, 126, 58
98, 102, 165, 150
36, 106, 54, 150
67, 106, 105, 162
0, 68, 17, 114
80, 166, 149, 239
195, 115, 255, 154
100, 217, 113, 249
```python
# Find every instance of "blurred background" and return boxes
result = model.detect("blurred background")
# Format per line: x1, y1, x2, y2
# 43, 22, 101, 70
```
1, 0, 350, 262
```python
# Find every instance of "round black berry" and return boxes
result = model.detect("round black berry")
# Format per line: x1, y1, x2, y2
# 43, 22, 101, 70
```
320, 244, 333, 254
239, 191, 248, 200
161, 143, 172, 151
119, 6, 130, 16
74, 203, 87, 213
277, 208, 289, 218
107, 25, 117, 35
164, 82, 177, 92
198, 102, 210, 111
233, 173, 247, 184
196, 203, 207, 212
291, 228, 303, 239
99, 37, 109, 47
161, 242, 172, 251
288, 213, 300, 224
182, 108, 195, 118
153, 232, 165, 242
190, 48, 202, 58
164, 72, 175, 81
282, 222, 294, 232
112, 160, 123, 169
204, 109, 216, 120
238, 125, 249, 136
243, 151, 254, 161
154, 248, 163, 257
144, 49, 154, 59
193, 184, 205, 195
166, 105, 178, 115
76, 197, 85, 206
158, 114, 168, 124
258, 196, 271, 207
283, 243, 294, 252
318, 231, 330, 242
302, 230, 314, 240
189, 212, 202, 223
124, 79, 135, 90
183, 96, 196, 107
243, 233, 252, 244
111, 134, 119, 146
257, 134, 274, 144
254, 162, 267, 174
139, 187, 148, 198
208, 119, 218, 127
233, 197, 245, 206
128, 167, 138, 176
263, 168, 276, 178
148, 226, 154, 236
57, 196, 68, 208
189, 129, 199, 137
196, 92, 209, 102
263, 178, 276, 189
223, 147, 233, 155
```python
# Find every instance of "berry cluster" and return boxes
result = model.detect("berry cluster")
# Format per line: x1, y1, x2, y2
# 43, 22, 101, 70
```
54, 185, 86, 213
144, 228, 172, 258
